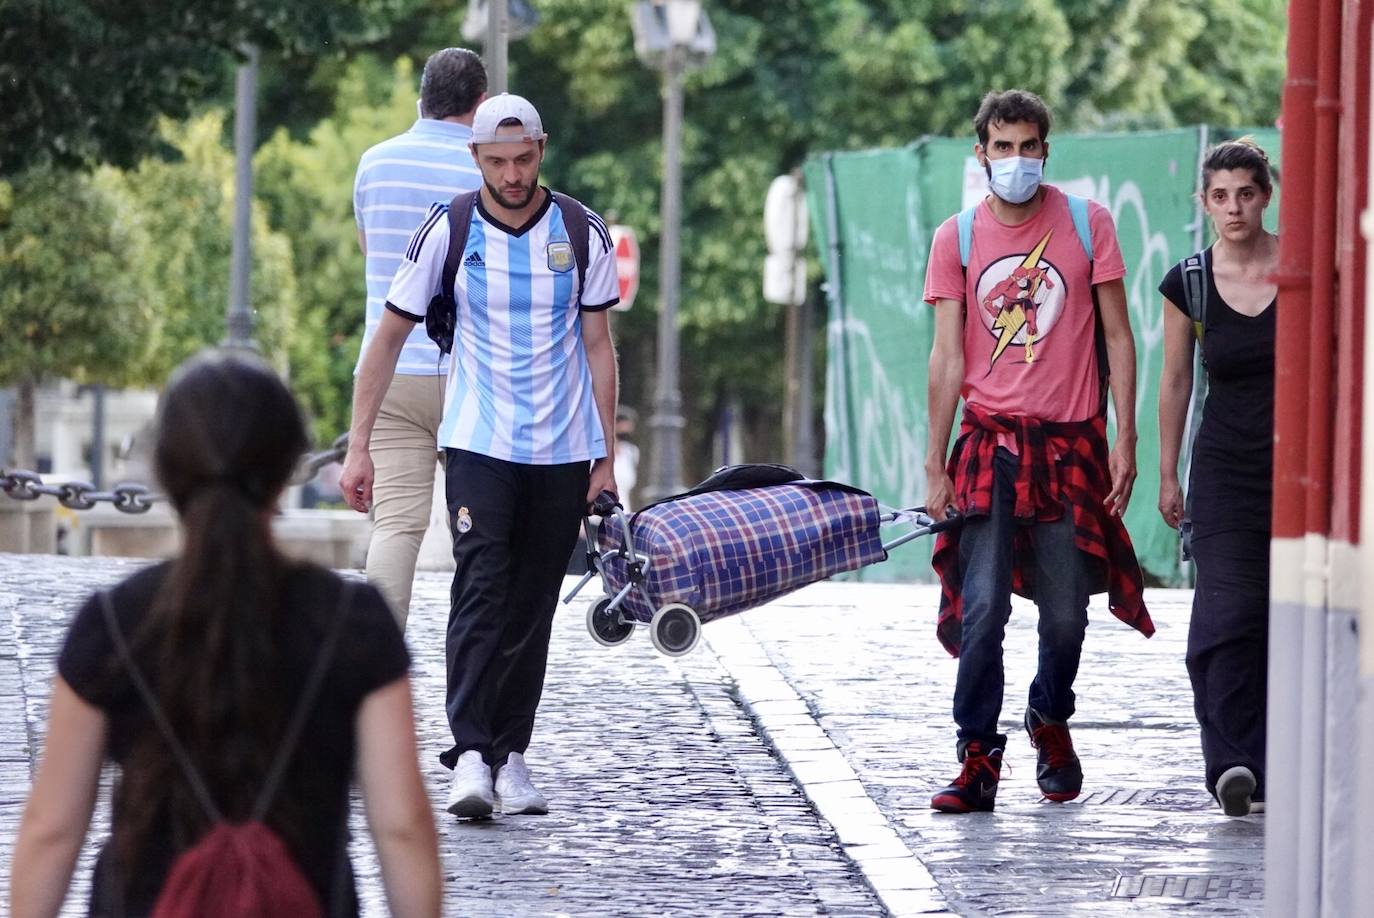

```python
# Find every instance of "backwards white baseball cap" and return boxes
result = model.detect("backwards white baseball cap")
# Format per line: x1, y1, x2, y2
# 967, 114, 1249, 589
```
471, 93, 547, 144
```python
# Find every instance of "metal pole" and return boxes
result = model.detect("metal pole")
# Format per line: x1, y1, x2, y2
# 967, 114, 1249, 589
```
646, 46, 687, 501
796, 288, 817, 477
486, 0, 509, 94
789, 172, 816, 477
224, 45, 259, 352
90, 385, 105, 489
1348, 4, 1374, 908
822, 155, 856, 482
783, 275, 800, 465
1266, 0, 1320, 912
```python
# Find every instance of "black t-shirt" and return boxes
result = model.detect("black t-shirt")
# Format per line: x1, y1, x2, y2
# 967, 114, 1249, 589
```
1159, 248, 1276, 538
57, 562, 410, 917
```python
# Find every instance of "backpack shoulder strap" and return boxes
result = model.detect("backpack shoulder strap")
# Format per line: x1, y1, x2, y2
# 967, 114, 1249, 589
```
442, 191, 479, 303
100, 591, 224, 823
1066, 193, 1094, 263
1180, 250, 1209, 344
251, 580, 355, 819
99, 580, 357, 824
956, 204, 977, 269
551, 191, 592, 303
1065, 195, 1106, 414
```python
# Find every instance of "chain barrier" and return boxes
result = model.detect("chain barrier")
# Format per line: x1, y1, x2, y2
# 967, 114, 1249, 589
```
1, 433, 350, 515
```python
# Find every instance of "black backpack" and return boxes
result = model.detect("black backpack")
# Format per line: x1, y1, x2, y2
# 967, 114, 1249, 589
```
425, 190, 591, 354
1176, 248, 1210, 365
1173, 248, 1211, 561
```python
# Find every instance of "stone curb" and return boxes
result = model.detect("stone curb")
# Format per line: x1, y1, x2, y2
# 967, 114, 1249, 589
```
702, 615, 957, 917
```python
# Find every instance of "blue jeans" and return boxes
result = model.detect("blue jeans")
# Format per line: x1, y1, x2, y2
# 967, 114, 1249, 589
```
953, 449, 1091, 752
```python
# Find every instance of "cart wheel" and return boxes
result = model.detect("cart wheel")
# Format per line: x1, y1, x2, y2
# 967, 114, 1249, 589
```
649, 603, 701, 657
586, 596, 635, 647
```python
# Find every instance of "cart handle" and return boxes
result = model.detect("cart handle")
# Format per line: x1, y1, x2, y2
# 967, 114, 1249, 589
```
590, 490, 620, 517
582, 491, 642, 568
879, 508, 963, 553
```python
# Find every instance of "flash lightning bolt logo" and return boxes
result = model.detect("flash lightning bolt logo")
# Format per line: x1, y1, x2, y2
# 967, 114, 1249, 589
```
988, 230, 1055, 367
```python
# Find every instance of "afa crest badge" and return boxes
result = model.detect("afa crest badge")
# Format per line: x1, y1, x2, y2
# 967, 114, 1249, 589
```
547, 241, 575, 273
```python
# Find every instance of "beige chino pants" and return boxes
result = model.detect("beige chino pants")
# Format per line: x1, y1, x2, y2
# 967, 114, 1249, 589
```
367, 372, 446, 627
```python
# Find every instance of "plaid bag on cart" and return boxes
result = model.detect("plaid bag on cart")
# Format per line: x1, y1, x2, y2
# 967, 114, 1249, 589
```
597, 473, 888, 630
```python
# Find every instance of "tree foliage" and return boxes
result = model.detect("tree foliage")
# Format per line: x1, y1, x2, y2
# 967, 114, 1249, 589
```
0, 167, 153, 388
98, 114, 303, 387
0, 0, 423, 174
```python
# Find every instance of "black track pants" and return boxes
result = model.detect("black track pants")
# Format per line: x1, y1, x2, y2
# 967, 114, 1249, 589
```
437, 449, 588, 769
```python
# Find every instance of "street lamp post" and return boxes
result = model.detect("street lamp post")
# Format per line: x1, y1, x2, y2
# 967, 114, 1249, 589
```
224, 45, 259, 353
463, 0, 540, 95
631, 0, 715, 502
485, 0, 508, 93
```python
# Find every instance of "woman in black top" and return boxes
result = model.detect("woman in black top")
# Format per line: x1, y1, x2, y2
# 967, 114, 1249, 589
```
1157, 139, 1277, 818
12, 353, 441, 917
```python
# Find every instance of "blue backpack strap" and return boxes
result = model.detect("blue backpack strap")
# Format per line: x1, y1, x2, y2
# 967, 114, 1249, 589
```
1066, 193, 1093, 262
956, 204, 977, 269
1065, 194, 1108, 415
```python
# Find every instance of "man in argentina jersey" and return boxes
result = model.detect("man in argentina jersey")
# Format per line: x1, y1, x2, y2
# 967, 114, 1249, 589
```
342, 93, 619, 819
353, 47, 486, 624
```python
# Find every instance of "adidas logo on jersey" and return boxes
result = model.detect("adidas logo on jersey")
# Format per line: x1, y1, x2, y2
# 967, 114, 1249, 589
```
464, 251, 484, 267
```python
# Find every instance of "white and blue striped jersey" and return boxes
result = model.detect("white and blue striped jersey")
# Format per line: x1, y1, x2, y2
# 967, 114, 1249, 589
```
353, 119, 481, 375
384, 191, 619, 464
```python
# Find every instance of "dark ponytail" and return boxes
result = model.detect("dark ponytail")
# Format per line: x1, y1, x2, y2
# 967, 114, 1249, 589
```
113, 353, 310, 875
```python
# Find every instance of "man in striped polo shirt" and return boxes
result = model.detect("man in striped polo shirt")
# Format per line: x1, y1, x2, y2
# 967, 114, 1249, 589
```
342, 93, 619, 818
352, 47, 486, 624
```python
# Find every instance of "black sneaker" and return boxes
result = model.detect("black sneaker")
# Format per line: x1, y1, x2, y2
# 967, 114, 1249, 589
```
1025, 707, 1083, 802
930, 741, 1003, 813
1215, 765, 1257, 817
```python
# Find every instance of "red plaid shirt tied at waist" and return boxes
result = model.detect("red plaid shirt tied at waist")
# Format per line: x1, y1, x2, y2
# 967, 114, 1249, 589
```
932, 404, 1154, 657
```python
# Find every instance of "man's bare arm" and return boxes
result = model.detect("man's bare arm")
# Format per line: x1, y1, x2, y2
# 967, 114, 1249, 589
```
581, 309, 619, 504
1096, 278, 1138, 515
925, 299, 965, 521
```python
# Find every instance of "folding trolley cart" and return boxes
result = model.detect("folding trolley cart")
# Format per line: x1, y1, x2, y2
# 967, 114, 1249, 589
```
562, 465, 959, 657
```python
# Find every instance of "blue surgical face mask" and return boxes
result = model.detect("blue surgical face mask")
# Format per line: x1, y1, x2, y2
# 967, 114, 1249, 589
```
986, 155, 1044, 205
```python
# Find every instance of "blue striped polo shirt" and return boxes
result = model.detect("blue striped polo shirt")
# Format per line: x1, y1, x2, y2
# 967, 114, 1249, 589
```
353, 119, 481, 375
384, 191, 620, 464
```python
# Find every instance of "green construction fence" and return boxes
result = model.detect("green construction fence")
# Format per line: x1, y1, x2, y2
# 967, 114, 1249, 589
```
803, 126, 1280, 585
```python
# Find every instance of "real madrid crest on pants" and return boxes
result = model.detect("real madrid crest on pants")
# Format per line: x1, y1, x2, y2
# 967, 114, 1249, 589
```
547, 241, 574, 273
456, 506, 473, 533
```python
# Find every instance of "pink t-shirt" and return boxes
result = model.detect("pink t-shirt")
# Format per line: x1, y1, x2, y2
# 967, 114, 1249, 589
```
923, 184, 1126, 423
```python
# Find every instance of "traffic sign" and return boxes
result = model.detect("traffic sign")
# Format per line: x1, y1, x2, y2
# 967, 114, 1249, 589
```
609, 225, 640, 312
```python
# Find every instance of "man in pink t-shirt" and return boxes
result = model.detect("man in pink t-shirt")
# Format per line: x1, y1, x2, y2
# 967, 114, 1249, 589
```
922, 90, 1149, 815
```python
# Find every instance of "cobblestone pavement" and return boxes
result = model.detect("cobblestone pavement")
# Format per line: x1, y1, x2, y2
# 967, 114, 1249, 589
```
704, 582, 1263, 917
0, 555, 879, 918
0, 553, 1261, 916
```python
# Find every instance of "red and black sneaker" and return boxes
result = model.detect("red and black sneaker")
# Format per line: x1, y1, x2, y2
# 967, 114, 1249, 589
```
1025, 706, 1083, 802
930, 741, 1003, 813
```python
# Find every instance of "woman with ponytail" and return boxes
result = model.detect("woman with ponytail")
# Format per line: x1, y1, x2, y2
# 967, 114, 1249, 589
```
11, 352, 441, 917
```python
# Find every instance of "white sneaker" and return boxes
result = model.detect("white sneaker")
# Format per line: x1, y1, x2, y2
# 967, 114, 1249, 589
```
446, 750, 495, 818
495, 752, 548, 815
1216, 765, 1257, 817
